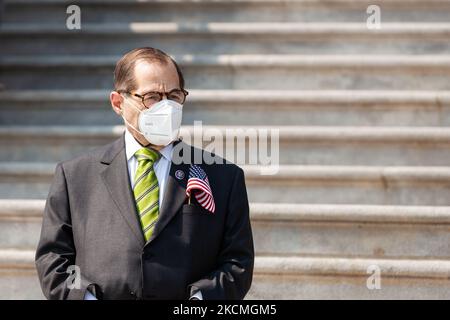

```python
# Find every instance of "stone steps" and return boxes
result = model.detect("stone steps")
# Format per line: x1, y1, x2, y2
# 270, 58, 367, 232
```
2, 125, 450, 166
2, 90, 450, 127
0, 249, 448, 299
2, 54, 450, 90
248, 255, 450, 299
4, 0, 450, 24
1, 199, 450, 259
244, 165, 450, 206
0, 249, 44, 300
2, 163, 450, 206
251, 203, 450, 258
2, 0, 450, 300
2, 23, 450, 55
0, 200, 42, 250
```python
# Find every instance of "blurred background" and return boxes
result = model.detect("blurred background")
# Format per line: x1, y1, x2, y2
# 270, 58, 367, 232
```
0, 0, 450, 299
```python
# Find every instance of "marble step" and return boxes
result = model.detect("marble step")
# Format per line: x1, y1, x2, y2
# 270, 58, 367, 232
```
2, 90, 450, 127
4, 0, 450, 24
2, 55, 450, 90
1, 199, 449, 259
248, 255, 450, 299
2, 23, 450, 55
2, 163, 450, 206
2, 125, 450, 166
1, 249, 449, 299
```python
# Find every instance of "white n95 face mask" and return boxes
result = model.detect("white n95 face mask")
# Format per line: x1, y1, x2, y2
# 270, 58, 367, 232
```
121, 96, 183, 146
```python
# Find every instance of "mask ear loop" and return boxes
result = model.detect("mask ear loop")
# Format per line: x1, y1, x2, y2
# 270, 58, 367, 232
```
119, 94, 146, 136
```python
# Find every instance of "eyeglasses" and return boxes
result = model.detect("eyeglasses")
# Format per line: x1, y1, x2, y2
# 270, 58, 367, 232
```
119, 88, 189, 108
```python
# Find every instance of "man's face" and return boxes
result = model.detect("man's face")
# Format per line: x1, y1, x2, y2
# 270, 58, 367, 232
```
111, 59, 181, 148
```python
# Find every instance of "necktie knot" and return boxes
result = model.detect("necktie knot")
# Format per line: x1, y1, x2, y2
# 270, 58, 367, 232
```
135, 147, 161, 164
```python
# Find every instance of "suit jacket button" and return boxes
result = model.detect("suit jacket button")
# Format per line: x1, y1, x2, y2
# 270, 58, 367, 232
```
130, 291, 135, 296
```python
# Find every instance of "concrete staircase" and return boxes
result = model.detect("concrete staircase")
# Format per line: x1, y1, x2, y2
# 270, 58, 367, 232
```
1, 0, 450, 299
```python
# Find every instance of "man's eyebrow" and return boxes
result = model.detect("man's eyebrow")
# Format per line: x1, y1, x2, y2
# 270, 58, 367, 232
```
140, 87, 159, 93
141, 87, 180, 94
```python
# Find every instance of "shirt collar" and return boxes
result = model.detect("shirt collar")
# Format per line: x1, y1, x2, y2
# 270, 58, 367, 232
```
124, 128, 173, 162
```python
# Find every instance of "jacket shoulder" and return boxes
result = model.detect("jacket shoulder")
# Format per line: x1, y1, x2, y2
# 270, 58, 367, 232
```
177, 144, 245, 206
57, 136, 123, 171
181, 143, 243, 176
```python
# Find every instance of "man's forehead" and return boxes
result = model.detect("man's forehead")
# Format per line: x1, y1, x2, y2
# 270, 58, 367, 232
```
134, 60, 179, 92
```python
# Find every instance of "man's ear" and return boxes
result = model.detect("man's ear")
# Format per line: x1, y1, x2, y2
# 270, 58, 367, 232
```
110, 91, 124, 116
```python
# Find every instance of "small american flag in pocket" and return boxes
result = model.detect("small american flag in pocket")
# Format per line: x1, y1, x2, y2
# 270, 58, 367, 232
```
186, 165, 215, 214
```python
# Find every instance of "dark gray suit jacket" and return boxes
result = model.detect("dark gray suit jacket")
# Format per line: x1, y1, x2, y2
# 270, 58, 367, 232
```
35, 134, 254, 300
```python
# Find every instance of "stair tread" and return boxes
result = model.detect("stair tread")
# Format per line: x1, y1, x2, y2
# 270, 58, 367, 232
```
6, 0, 450, 5
256, 255, 450, 278
3, 54, 450, 68
3, 22, 450, 35
4, 125, 450, 139
1, 89, 450, 104
2, 162, 450, 182
1, 199, 450, 223
1, 249, 448, 278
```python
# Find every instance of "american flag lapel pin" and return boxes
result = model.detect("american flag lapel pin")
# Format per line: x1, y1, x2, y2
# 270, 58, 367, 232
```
186, 164, 216, 213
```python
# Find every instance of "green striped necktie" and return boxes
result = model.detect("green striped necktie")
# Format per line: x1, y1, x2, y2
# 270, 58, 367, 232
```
133, 147, 161, 242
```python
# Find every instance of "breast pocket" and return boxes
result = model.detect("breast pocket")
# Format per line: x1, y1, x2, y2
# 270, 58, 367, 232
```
180, 204, 215, 239
182, 203, 209, 215
178, 204, 218, 282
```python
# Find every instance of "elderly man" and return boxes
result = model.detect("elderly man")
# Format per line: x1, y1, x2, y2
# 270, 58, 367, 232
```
35, 47, 254, 300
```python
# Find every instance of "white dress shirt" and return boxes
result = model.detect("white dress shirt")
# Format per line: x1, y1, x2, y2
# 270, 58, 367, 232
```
85, 129, 202, 300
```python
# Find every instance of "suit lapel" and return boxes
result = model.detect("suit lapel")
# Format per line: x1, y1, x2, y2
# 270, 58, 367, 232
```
146, 140, 191, 247
100, 133, 146, 246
